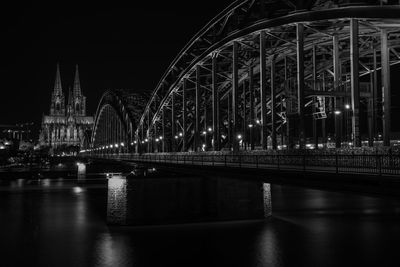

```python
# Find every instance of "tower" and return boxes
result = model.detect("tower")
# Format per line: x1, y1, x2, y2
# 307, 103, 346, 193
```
50, 63, 65, 116
73, 65, 86, 116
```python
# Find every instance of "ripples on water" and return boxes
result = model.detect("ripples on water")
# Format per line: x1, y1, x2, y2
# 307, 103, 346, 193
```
0, 162, 400, 267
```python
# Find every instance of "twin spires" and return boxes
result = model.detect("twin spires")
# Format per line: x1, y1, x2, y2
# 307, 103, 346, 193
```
53, 63, 82, 98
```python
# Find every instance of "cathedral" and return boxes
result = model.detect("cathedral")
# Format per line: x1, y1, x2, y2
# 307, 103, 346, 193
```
40, 64, 94, 150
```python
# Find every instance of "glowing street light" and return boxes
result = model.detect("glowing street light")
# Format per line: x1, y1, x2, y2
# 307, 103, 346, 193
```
345, 104, 351, 109
115, 144, 119, 148
120, 142, 124, 147
178, 132, 183, 137
159, 136, 163, 140
207, 127, 212, 132
248, 124, 254, 128
202, 131, 207, 135
237, 134, 243, 140
155, 138, 160, 142
334, 110, 341, 115
256, 119, 261, 124
174, 135, 178, 139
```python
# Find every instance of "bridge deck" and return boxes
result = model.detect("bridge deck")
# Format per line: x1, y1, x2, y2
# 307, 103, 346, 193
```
91, 153, 400, 177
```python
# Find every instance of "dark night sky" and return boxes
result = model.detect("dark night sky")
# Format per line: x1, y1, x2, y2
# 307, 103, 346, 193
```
1, 1, 233, 128
2, 1, 400, 135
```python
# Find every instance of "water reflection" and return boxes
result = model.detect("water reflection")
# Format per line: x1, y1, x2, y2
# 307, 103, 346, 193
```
77, 162, 86, 180
107, 173, 271, 225
1, 164, 400, 266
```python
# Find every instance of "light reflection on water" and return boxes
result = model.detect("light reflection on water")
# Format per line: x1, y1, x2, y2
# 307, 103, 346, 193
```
0, 168, 400, 266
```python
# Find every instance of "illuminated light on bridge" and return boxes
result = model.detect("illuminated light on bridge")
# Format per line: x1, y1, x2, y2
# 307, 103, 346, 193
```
81, 1, 400, 155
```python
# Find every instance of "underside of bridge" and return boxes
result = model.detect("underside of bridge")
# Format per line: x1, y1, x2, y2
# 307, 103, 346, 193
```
86, 0, 400, 154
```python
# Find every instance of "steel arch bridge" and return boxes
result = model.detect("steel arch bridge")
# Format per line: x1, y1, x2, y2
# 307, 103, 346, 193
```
88, 0, 400, 155
82, 90, 147, 153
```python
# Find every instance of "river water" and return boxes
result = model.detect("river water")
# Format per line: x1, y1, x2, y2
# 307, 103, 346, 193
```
0, 161, 400, 267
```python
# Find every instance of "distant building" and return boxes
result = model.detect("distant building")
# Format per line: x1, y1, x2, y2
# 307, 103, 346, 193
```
40, 64, 94, 149
0, 123, 34, 141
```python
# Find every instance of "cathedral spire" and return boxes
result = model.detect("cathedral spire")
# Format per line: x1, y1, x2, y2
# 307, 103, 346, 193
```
54, 63, 63, 95
73, 64, 81, 96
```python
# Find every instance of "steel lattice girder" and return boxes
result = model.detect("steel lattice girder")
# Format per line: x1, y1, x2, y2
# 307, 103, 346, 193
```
94, 1, 400, 152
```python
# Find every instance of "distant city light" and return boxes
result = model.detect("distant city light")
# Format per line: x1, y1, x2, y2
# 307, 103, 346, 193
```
202, 131, 207, 135
115, 144, 119, 148
248, 124, 254, 128
237, 134, 242, 140
334, 110, 341, 115
155, 138, 160, 142
178, 132, 183, 137
345, 104, 351, 109
174, 135, 178, 139
208, 127, 212, 132
256, 119, 261, 124
159, 136, 163, 140
120, 142, 124, 147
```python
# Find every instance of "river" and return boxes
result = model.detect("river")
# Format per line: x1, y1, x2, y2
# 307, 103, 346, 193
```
0, 161, 399, 267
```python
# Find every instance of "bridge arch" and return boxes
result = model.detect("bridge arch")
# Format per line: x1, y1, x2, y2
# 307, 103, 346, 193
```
133, 0, 400, 153
89, 90, 147, 154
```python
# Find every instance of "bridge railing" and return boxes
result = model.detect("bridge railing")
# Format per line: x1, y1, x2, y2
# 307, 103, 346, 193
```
95, 153, 400, 176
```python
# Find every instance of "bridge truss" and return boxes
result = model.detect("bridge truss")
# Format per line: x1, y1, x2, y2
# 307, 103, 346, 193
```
88, 0, 400, 154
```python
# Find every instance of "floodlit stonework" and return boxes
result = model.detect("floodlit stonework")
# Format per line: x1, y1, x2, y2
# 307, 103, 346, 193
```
40, 64, 94, 150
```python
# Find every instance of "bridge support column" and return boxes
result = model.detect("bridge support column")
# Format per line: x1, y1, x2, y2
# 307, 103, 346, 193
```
312, 45, 318, 149
270, 56, 277, 150
350, 19, 361, 147
147, 111, 151, 153
297, 23, 305, 149
171, 92, 176, 152
212, 55, 220, 151
162, 105, 166, 152
232, 41, 239, 152
373, 47, 378, 141
195, 65, 201, 152
333, 34, 342, 148
260, 31, 268, 150
182, 79, 187, 152
249, 65, 255, 150
381, 29, 391, 147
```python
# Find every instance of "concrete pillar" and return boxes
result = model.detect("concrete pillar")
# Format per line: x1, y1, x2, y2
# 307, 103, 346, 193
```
381, 29, 391, 146
260, 31, 268, 150
297, 23, 305, 149
350, 19, 361, 147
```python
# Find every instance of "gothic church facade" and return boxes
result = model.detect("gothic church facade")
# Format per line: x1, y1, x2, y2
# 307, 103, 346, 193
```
40, 64, 94, 148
